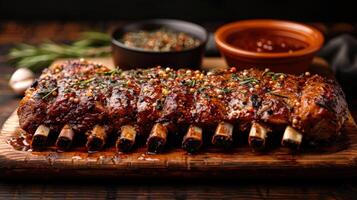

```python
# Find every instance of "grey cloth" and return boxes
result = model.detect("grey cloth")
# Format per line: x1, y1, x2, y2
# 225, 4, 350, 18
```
205, 33, 220, 57
318, 34, 357, 94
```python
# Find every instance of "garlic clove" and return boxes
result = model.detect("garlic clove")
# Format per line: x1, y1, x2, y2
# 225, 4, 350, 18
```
9, 68, 34, 85
11, 79, 35, 94
9, 68, 35, 95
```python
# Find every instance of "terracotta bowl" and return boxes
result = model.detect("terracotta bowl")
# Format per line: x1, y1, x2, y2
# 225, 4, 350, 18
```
215, 19, 324, 74
111, 19, 208, 70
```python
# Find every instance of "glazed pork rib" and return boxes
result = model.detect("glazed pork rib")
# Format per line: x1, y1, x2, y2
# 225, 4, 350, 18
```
17, 60, 348, 153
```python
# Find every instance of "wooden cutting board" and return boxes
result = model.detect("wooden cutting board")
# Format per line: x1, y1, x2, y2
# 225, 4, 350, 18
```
1, 57, 356, 179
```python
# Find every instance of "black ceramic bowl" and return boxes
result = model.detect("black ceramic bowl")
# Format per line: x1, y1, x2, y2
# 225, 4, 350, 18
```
111, 19, 208, 70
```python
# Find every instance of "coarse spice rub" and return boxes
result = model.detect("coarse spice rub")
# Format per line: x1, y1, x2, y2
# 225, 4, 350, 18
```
18, 59, 348, 153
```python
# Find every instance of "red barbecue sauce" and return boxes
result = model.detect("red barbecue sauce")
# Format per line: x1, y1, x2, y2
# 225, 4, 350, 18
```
228, 29, 309, 53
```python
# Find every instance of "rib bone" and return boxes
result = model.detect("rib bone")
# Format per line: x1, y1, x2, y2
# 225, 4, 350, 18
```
248, 122, 269, 151
281, 126, 303, 149
182, 125, 203, 154
212, 122, 233, 148
86, 125, 107, 152
17, 61, 348, 153
146, 123, 168, 154
116, 125, 137, 152
31, 125, 50, 149
56, 124, 74, 151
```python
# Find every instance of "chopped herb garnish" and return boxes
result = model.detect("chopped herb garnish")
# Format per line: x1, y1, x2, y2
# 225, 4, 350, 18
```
204, 93, 211, 100
184, 79, 196, 87
239, 77, 260, 85
69, 77, 96, 88
264, 71, 275, 76
198, 87, 206, 93
231, 73, 241, 81
264, 72, 285, 81
272, 75, 277, 81
222, 88, 232, 94
177, 74, 184, 79
41, 87, 58, 100
121, 82, 128, 88
268, 92, 288, 98
80, 77, 95, 85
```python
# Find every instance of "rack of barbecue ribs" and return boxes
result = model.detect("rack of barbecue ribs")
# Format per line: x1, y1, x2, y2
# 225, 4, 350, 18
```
17, 59, 348, 154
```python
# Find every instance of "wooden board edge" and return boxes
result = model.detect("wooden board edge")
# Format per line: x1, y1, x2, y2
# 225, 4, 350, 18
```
1, 109, 357, 179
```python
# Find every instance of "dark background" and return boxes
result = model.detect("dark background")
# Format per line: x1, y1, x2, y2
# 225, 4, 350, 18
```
1, 1, 357, 199
0, 0, 356, 22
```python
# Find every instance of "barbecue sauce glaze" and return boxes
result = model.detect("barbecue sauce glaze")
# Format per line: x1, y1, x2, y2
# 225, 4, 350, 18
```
228, 29, 308, 53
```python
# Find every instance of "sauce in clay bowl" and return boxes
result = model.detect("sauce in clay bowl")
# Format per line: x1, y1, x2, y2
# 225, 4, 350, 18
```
215, 20, 324, 74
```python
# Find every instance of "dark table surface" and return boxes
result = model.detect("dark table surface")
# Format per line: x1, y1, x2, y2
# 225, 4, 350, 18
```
1, 21, 357, 199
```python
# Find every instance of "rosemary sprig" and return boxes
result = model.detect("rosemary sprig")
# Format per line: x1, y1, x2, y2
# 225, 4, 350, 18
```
8, 32, 111, 72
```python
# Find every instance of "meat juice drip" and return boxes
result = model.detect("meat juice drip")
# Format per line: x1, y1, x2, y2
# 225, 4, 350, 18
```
7, 135, 154, 163
7, 133, 124, 157
7, 132, 32, 151
137, 153, 160, 161
46, 152, 58, 165
111, 154, 121, 164
228, 29, 308, 53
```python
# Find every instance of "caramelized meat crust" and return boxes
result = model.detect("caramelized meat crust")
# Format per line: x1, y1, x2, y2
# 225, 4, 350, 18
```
18, 60, 348, 142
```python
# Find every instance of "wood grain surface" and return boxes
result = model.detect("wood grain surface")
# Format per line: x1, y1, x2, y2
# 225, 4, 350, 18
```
1, 57, 356, 180
0, 110, 357, 180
